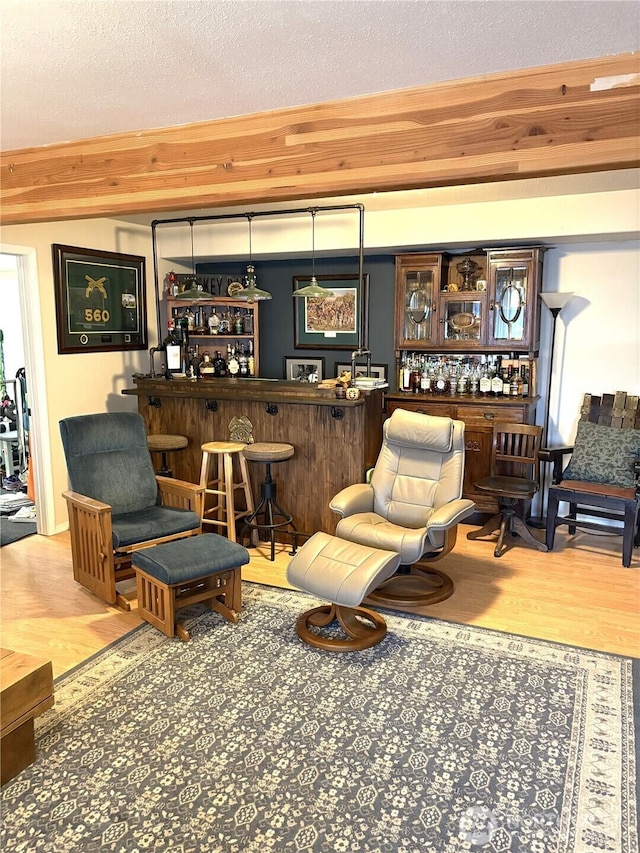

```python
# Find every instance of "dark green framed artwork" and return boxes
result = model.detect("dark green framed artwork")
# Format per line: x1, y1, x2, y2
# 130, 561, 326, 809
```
293, 273, 368, 350
53, 244, 147, 354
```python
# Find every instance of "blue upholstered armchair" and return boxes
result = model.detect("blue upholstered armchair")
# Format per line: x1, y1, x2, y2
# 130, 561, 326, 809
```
60, 412, 203, 609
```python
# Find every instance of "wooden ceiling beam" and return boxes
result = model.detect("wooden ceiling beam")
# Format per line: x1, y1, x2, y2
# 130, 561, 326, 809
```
1, 53, 638, 225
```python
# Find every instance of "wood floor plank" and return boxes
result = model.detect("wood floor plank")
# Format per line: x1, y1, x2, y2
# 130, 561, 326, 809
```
1, 524, 638, 678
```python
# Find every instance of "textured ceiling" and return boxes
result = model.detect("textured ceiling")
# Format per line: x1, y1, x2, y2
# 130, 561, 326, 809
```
1, 0, 639, 153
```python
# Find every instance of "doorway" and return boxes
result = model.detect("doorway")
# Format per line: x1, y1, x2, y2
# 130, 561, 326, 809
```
0, 246, 55, 534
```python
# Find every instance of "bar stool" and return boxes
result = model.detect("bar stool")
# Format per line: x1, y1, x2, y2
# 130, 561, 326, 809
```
199, 441, 254, 542
241, 442, 297, 561
147, 433, 188, 477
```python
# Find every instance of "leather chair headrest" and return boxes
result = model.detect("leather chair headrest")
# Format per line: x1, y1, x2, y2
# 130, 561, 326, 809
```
384, 409, 454, 453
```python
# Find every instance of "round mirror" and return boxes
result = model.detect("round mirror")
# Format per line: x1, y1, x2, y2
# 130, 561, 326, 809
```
498, 283, 523, 324
408, 288, 429, 324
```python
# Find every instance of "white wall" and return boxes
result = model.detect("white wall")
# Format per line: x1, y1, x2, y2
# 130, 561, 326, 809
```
540, 242, 640, 446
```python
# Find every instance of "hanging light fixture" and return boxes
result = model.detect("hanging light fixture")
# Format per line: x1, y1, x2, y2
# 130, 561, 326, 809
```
175, 220, 207, 300
292, 209, 334, 298
235, 214, 272, 303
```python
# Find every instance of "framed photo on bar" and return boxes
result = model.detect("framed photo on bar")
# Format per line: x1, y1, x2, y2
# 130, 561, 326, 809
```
334, 362, 387, 381
293, 274, 368, 350
283, 356, 325, 383
52, 244, 147, 354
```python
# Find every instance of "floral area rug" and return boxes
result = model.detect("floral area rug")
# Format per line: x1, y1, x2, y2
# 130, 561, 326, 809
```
1, 584, 638, 853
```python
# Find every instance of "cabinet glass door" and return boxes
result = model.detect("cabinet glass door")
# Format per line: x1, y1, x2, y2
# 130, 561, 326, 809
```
490, 264, 529, 345
400, 268, 436, 345
441, 297, 483, 346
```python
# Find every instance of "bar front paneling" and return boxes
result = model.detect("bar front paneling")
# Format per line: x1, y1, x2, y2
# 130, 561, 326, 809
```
124, 378, 384, 536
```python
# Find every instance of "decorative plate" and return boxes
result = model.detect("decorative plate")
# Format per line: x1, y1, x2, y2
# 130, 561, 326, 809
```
448, 311, 476, 330
227, 280, 244, 297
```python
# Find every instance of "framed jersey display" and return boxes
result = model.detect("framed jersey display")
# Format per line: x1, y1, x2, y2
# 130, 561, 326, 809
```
52, 244, 147, 354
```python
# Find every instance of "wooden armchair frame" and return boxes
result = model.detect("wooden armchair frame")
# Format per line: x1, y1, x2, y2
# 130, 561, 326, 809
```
63, 476, 203, 610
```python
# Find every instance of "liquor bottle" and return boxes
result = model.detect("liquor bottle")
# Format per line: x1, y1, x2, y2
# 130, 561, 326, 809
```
510, 370, 520, 396
247, 340, 255, 377
218, 311, 230, 335
208, 309, 219, 335
199, 351, 215, 378
164, 327, 182, 377
399, 355, 411, 391
520, 363, 529, 396
227, 347, 240, 379
239, 346, 249, 376
479, 362, 491, 396
502, 366, 511, 396
234, 310, 245, 335
213, 351, 227, 377
434, 360, 450, 394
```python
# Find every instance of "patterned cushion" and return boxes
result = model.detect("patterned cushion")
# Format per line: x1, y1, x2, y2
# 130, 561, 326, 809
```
562, 420, 640, 488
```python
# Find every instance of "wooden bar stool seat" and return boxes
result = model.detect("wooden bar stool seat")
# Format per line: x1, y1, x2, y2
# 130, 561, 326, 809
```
147, 433, 188, 477
199, 441, 254, 541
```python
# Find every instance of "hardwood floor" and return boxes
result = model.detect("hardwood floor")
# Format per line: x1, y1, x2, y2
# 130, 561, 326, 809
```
1, 524, 638, 679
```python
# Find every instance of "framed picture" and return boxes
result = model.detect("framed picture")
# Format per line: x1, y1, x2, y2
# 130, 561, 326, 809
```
52, 244, 147, 354
293, 273, 369, 350
283, 356, 325, 383
335, 362, 387, 381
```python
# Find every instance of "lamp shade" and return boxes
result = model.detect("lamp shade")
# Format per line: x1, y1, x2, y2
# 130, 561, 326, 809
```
540, 292, 574, 311
292, 276, 334, 298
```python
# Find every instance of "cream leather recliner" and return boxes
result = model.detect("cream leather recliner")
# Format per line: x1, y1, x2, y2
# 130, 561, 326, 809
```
330, 408, 476, 606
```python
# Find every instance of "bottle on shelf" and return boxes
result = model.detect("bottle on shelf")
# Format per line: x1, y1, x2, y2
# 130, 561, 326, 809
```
479, 359, 491, 396
247, 341, 255, 377
199, 351, 215, 378
208, 308, 220, 335
213, 350, 227, 377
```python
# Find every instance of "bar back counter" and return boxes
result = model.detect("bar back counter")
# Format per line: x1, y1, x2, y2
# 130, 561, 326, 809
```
123, 378, 384, 537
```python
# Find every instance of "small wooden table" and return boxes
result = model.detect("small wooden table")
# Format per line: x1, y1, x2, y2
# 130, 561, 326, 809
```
1, 648, 54, 785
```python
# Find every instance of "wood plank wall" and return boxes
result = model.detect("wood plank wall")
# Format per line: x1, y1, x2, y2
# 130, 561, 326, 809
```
2, 53, 639, 225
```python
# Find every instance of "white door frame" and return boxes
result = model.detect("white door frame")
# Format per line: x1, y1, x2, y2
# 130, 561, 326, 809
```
1, 244, 55, 535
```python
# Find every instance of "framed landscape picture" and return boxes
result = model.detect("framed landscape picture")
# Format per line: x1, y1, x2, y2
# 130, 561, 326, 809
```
293, 274, 369, 350
52, 244, 147, 354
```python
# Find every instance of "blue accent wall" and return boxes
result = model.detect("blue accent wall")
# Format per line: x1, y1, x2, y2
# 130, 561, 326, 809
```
198, 255, 396, 383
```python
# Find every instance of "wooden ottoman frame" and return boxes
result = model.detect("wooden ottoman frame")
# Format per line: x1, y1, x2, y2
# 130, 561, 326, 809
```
132, 534, 249, 642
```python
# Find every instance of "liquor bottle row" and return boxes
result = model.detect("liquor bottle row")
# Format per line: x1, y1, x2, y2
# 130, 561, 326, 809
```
163, 313, 255, 379
170, 306, 254, 336
397, 353, 532, 397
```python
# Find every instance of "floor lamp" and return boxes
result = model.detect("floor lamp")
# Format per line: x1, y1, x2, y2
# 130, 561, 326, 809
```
530, 291, 574, 527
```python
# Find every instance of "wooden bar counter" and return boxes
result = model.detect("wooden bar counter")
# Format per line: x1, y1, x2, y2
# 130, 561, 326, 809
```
123, 377, 384, 537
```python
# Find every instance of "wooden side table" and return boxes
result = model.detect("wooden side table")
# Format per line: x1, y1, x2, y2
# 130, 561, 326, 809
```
1, 648, 54, 785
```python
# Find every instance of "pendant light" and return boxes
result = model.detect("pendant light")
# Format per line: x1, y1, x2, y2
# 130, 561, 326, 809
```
175, 220, 207, 300
292, 209, 334, 298
236, 214, 272, 303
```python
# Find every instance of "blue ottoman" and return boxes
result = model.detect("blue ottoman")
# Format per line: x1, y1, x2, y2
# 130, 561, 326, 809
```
132, 533, 250, 641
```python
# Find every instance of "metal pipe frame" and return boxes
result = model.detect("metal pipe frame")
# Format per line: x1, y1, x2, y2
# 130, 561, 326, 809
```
150, 203, 366, 351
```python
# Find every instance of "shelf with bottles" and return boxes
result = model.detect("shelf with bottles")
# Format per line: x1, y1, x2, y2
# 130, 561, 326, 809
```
165, 297, 259, 374
394, 352, 537, 400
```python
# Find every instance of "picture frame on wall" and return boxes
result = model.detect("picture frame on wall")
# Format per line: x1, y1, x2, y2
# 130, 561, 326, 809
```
52, 244, 147, 354
334, 362, 387, 381
293, 273, 369, 350
283, 356, 325, 383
